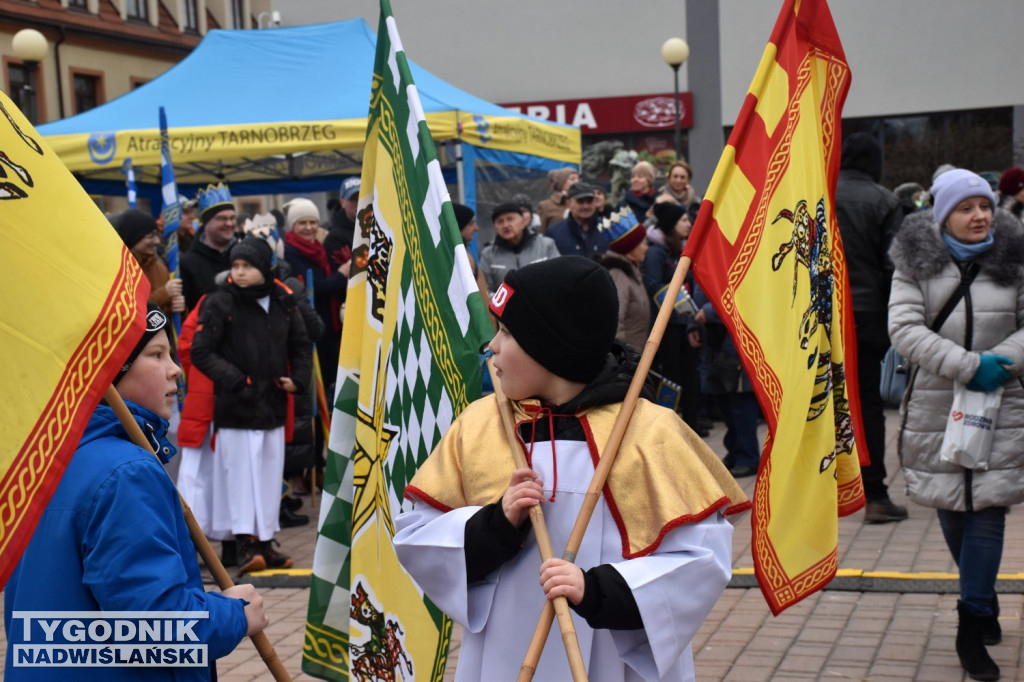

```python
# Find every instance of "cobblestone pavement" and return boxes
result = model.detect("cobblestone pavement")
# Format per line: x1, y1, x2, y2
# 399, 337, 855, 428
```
4, 408, 1023, 680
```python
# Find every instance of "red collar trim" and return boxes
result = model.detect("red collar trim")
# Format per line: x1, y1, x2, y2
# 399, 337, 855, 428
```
403, 485, 454, 513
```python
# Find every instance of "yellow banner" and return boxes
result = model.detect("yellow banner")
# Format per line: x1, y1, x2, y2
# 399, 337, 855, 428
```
42, 113, 580, 180
683, 0, 861, 615
304, 6, 494, 678
0, 92, 147, 587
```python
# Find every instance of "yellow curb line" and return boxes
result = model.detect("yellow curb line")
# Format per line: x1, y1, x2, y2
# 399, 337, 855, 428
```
248, 567, 1024, 580
732, 567, 1024, 580
246, 568, 313, 577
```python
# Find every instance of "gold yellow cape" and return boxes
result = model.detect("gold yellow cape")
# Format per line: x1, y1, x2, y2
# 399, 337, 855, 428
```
406, 395, 751, 558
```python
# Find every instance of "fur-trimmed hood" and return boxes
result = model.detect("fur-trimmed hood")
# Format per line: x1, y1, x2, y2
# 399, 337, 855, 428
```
889, 208, 1024, 287
600, 250, 643, 282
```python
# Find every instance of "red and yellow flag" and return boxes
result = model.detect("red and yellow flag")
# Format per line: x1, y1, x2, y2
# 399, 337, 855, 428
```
683, 0, 864, 614
0, 91, 148, 588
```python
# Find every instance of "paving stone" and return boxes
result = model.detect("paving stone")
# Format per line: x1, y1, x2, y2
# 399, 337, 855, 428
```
4, 408, 1024, 680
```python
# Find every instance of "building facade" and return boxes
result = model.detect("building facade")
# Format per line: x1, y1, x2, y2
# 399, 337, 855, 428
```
274, 0, 1024, 192
3, 0, 1021, 196
0, 0, 275, 125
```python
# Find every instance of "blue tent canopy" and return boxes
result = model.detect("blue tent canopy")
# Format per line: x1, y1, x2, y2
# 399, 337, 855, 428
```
37, 19, 579, 203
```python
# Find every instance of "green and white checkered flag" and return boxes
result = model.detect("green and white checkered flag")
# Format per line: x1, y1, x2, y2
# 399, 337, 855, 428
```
302, 1, 493, 679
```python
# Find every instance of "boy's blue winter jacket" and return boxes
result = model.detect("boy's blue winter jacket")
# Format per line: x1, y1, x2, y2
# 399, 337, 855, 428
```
4, 401, 247, 680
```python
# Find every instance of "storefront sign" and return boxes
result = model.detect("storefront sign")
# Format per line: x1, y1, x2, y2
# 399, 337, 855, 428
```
502, 92, 694, 134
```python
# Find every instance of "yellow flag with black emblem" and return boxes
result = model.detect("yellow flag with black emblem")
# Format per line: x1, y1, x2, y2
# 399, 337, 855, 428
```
683, 0, 865, 615
302, 1, 494, 679
0, 92, 148, 588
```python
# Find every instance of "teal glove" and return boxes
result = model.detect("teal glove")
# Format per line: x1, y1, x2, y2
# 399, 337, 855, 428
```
966, 354, 1012, 392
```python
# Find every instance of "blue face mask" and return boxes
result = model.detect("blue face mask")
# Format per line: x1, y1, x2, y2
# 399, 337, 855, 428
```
942, 229, 994, 261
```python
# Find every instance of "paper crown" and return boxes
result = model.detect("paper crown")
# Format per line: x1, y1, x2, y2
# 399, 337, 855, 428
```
197, 183, 234, 221
602, 207, 646, 254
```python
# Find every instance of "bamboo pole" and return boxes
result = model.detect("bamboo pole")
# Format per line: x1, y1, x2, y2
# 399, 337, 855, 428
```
485, 359, 589, 682
104, 385, 292, 682
517, 255, 693, 680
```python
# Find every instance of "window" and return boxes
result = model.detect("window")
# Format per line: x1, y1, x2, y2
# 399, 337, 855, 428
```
67, 0, 88, 9
231, 0, 245, 29
73, 73, 101, 113
843, 107, 1013, 188
183, 0, 199, 32
127, 0, 148, 21
7, 63, 39, 124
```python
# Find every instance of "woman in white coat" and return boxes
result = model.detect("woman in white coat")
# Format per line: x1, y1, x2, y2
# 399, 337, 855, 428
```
888, 169, 1024, 681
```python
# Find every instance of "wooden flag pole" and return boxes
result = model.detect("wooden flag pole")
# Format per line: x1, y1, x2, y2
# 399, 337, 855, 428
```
104, 386, 292, 682
516, 255, 693, 680
486, 359, 589, 682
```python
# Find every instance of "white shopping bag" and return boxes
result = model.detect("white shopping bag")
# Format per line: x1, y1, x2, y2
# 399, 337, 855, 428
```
940, 382, 1002, 470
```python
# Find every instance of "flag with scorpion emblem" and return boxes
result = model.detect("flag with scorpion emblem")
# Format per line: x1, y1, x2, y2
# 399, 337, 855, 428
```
303, 0, 494, 678
0, 90, 148, 589
682, 0, 865, 615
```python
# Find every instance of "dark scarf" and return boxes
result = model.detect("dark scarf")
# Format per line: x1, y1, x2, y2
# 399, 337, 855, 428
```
230, 277, 276, 300
284, 230, 331, 278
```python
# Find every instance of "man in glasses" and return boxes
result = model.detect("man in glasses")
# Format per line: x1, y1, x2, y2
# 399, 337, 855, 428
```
181, 183, 238, 311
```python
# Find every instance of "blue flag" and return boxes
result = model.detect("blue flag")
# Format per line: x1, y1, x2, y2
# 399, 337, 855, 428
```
158, 107, 182, 333
158, 107, 185, 408
122, 157, 137, 208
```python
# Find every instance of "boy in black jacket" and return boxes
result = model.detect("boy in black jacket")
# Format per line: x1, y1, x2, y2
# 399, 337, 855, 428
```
191, 236, 312, 574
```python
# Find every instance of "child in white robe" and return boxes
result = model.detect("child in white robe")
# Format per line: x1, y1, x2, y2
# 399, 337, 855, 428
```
190, 236, 311, 574
394, 256, 749, 682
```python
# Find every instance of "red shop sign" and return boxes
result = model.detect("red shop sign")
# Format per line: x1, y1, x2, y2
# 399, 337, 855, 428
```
501, 92, 694, 134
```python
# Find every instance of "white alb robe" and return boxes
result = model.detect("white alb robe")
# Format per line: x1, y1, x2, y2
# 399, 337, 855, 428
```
177, 427, 232, 541
393, 437, 733, 682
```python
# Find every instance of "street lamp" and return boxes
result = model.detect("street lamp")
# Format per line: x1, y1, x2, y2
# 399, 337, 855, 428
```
660, 37, 690, 161
257, 11, 282, 29
12, 28, 48, 124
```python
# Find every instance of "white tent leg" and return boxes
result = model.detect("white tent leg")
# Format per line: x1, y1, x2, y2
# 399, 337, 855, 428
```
455, 142, 466, 204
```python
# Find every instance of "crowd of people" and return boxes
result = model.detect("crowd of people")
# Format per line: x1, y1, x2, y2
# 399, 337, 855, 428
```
447, 155, 1024, 681
8, 143, 1024, 680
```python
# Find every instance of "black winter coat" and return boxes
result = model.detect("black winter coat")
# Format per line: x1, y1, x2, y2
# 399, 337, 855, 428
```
617, 191, 656, 223
180, 232, 235, 311
190, 282, 312, 430
281, 277, 324, 475
834, 168, 903, 313
283, 244, 348, 328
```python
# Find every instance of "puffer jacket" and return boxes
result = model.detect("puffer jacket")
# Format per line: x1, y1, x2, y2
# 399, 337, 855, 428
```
600, 251, 650, 352
190, 279, 312, 430
3, 402, 247, 680
477, 229, 560, 293
888, 208, 1024, 511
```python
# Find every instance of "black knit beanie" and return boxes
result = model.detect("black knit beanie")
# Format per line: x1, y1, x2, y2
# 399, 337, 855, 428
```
112, 209, 158, 250
489, 256, 618, 383
451, 203, 475, 230
653, 201, 685, 233
229, 235, 274, 283
115, 303, 170, 385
